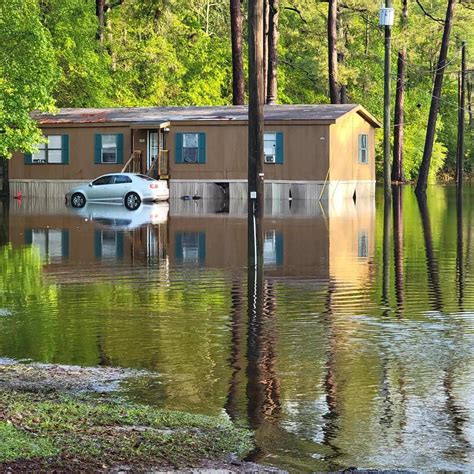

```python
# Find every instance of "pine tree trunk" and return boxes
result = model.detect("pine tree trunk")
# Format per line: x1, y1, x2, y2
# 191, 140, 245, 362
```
230, 0, 245, 105
263, 0, 269, 100
415, 0, 456, 196
96, 0, 106, 44
328, 0, 339, 104
392, 0, 408, 183
266, 0, 279, 104
392, 49, 407, 182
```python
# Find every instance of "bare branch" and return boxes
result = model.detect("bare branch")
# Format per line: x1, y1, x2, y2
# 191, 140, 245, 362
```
415, 0, 445, 24
283, 6, 307, 23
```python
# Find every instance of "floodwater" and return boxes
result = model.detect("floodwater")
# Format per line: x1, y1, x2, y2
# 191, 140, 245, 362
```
1, 186, 474, 471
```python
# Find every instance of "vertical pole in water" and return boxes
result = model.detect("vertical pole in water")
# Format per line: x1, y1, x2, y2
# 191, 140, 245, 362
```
248, 0, 265, 268
381, 1, 393, 202
456, 41, 466, 192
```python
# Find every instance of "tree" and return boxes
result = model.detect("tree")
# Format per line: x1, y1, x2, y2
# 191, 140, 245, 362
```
266, 0, 279, 104
230, 0, 245, 104
328, 0, 339, 104
416, 0, 456, 195
392, 0, 408, 183
0, 0, 58, 159
41, 0, 112, 107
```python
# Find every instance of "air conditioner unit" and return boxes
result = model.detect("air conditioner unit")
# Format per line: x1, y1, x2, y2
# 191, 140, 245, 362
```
265, 154, 276, 163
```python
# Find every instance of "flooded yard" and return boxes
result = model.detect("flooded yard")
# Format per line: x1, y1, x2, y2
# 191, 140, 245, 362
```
1, 186, 474, 471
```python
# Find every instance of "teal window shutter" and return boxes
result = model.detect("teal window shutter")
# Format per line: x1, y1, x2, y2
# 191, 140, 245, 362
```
25, 229, 33, 244
175, 133, 183, 163
116, 232, 124, 259
175, 233, 184, 260
61, 135, 69, 164
275, 232, 284, 265
116, 133, 124, 164
24, 153, 32, 165
198, 232, 206, 263
198, 133, 206, 164
275, 132, 284, 164
61, 230, 69, 258
94, 230, 102, 258
94, 134, 102, 164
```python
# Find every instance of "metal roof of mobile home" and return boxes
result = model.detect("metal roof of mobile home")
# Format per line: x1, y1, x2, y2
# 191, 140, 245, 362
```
33, 104, 381, 127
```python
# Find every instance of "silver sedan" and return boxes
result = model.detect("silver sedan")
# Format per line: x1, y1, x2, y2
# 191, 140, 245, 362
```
65, 173, 169, 210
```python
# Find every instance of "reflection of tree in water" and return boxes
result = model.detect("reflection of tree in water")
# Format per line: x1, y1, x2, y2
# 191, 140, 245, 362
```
321, 278, 342, 470
225, 277, 246, 420
246, 275, 281, 429
456, 192, 464, 310
417, 193, 443, 312
443, 365, 470, 460
392, 186, 405, 315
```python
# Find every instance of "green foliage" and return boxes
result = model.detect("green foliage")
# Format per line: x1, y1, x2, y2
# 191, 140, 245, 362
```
40, 0, 112, 107
1, 0, 473, 178
0, 0, 58, 158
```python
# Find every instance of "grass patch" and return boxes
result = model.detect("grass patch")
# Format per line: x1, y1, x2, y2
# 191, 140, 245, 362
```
0, 390, 253, 469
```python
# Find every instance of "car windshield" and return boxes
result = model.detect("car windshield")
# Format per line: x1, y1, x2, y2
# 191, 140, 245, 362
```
136, 174, 155, 181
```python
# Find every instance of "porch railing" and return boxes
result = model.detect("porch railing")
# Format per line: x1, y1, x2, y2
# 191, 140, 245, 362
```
147, 150, 169, 179
121, 151, 143, 174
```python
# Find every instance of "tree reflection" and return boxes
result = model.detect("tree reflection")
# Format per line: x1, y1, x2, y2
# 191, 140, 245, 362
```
246, 216, 281, 429
382, 195, 391, 309
225, 278, 246, 420
456, 192, 464, 310
416, 193, 443, 312
392, 186, 405, 314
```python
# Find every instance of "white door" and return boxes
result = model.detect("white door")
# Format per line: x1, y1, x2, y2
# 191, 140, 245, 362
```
148, 132, 159, 170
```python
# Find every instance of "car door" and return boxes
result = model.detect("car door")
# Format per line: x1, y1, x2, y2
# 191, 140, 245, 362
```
110, 174, 132, 200
88, 175, 114, 201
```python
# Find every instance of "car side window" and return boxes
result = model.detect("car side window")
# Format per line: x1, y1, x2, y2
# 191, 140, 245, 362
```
92, 176, 113, 186
113, 175, 132, 184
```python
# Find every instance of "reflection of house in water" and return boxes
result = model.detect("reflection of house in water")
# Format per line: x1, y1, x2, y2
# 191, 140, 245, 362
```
169, 198, 375, 286
9, 197, 374, 291
8, 199, 169, 280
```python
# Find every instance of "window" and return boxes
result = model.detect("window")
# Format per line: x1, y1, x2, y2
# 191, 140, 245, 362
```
264, 133, 276, 163
175, 133, 206, 164
264, 132, 284, 164
137, 174, 154, 181
102, 135, 117, 163
26, 135, 69, 165
92, 175, 113, 186
94, 134, 124, 165
25, 229, 69, 260
183, 133, 199, 163
358, 230, 368, 258
358, 134, 368, 164
113, 175, 132, 184
175, 232, 206, 264
95, 230, 124, 259
264, 230, 284, 266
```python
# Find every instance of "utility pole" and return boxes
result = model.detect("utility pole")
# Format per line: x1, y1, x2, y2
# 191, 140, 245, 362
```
456, 41, 466, 191
248, 0, 265, 267
381, 1, 394, 201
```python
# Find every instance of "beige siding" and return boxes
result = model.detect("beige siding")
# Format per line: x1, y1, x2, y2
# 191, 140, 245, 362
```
168, 123, 330, 181
329, 112, 376, 182
9, 126, 132, 180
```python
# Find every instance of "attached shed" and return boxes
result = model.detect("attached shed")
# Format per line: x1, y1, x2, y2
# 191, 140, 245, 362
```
8, 104, 380, 200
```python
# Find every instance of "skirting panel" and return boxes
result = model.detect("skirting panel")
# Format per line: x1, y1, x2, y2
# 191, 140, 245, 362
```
9, 180, 89, 199
170, 181, 375, 201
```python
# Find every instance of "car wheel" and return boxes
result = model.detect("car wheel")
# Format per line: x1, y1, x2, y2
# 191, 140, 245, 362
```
125, 192, 141, 210
71, 192, 86, 208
